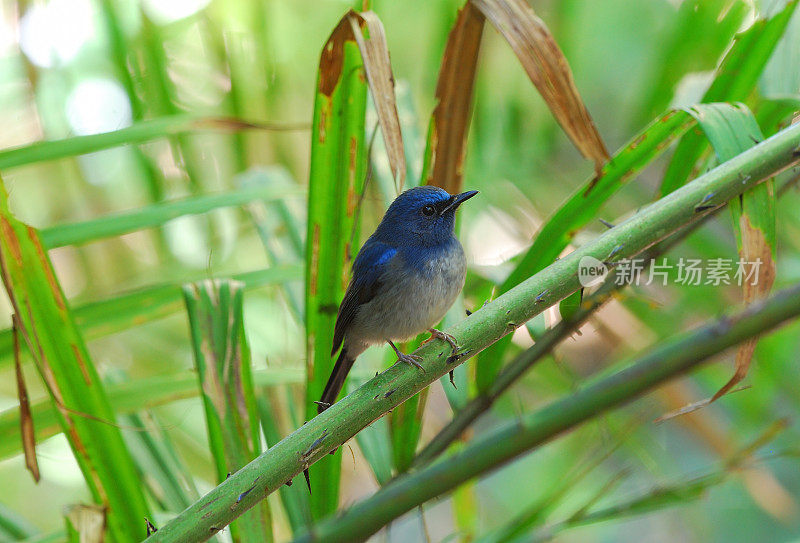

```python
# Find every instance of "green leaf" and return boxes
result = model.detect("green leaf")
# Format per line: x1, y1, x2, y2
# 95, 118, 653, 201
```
525, 421, 788, 541
97, 0, 165, 202
389, 371, 428, 473
243, 167, 306, 320
684, 103, 776, 261
257, 396, 311, 533
755, 96, 800, 137
0, 178, 151, 542
0, 114, 286, 171
660, 0, 798, 195
40, 183, 305, 248
354, 416, 394, 486
116, 410, 198, 513
304, 16, 369, 519
635, 0, 749, 124
477, 436, 627, 543
476, 109, 695, 392
558, 290, 582, 324
501, 109, 694, 291
0, 265, 302, 371
183, 279, 272, 542
0, 501, 37, 540
0, 367, 304, 462
139, 119, 800, 542
452, 476, 479, 540
678, 102, 777, 400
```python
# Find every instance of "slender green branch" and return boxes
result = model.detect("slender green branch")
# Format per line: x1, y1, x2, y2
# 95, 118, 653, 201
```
412, 164, 789, 467
296, 282, 800, 543
145, 121, 800, 543
40, 185, 305, 248
412, 274, 617, 467
0, 114, 308, 171
522, 422, 788, 543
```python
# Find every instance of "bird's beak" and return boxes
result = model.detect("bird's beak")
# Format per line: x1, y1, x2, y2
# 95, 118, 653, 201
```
443, 190, 478, 214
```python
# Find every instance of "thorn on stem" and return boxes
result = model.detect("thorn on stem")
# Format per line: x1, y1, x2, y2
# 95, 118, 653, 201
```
694, 192, 717, 213
301, 429, 330, 460
607, 244, 623, 259
236, 480, 258, 504
446, 349, 472, 365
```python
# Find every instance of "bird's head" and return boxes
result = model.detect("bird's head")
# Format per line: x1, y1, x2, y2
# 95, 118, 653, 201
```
374, 186, 478, 246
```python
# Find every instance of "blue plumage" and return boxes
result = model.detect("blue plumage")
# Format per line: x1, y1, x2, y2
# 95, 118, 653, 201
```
319, 186, 478, 413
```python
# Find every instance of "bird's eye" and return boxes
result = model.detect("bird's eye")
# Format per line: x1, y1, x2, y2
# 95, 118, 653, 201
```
422, 205, 436, 217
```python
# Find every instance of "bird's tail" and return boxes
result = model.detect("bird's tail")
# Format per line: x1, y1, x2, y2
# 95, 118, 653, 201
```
318, 349, 355, 414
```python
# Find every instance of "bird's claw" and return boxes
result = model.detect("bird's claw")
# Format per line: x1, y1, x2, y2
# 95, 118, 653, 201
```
387, 340, 425, 371
397, 352, 425, 371
427, 328, 459, 352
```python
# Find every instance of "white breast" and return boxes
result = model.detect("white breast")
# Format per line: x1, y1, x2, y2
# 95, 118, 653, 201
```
348, 244, 466, 345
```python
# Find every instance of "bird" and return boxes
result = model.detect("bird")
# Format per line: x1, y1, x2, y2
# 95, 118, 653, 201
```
317, 186, 478, 413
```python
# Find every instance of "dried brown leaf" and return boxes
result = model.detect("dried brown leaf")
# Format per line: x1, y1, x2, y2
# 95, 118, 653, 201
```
655, 382, 749, 424
318, 15, 351, 97
739, 214, 777, 305
425, 3, 485, 193
472, 0, 609, 173
317, 10, 405, 188
712, 216, 776, 402
13, 314, 39, 483
349, 11, 406, 190
65, 504, 107, 543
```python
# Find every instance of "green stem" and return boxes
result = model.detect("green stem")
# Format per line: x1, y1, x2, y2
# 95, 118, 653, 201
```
0, 114, 306, 171
412, 276, 616, 467
297, 282, 800, 543
39, 185, 305, 248
412, 172, 758, 467
145, 120, 800, 543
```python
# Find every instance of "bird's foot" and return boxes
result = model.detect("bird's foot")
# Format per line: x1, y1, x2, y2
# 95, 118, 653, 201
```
427, 328, 459, 353
388, 340, 425, 371
397, 351, 425, 371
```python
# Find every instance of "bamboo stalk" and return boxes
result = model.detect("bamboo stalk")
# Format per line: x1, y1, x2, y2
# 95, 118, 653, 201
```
144, 119, 800, 543
412, 142, 800, 468
296, 283, 800, 543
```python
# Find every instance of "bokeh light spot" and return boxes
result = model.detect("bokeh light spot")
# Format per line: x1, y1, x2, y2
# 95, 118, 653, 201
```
66, 78, 132, 136
19, 0, 95, 68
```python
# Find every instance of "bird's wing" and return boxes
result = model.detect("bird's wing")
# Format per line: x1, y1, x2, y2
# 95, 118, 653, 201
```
331, 241, 398, 356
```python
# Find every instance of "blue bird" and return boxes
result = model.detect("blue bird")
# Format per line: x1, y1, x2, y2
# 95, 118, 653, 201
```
318, 186, 478, 413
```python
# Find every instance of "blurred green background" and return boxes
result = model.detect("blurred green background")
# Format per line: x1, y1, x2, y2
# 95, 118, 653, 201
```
1, 0, 800, 541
